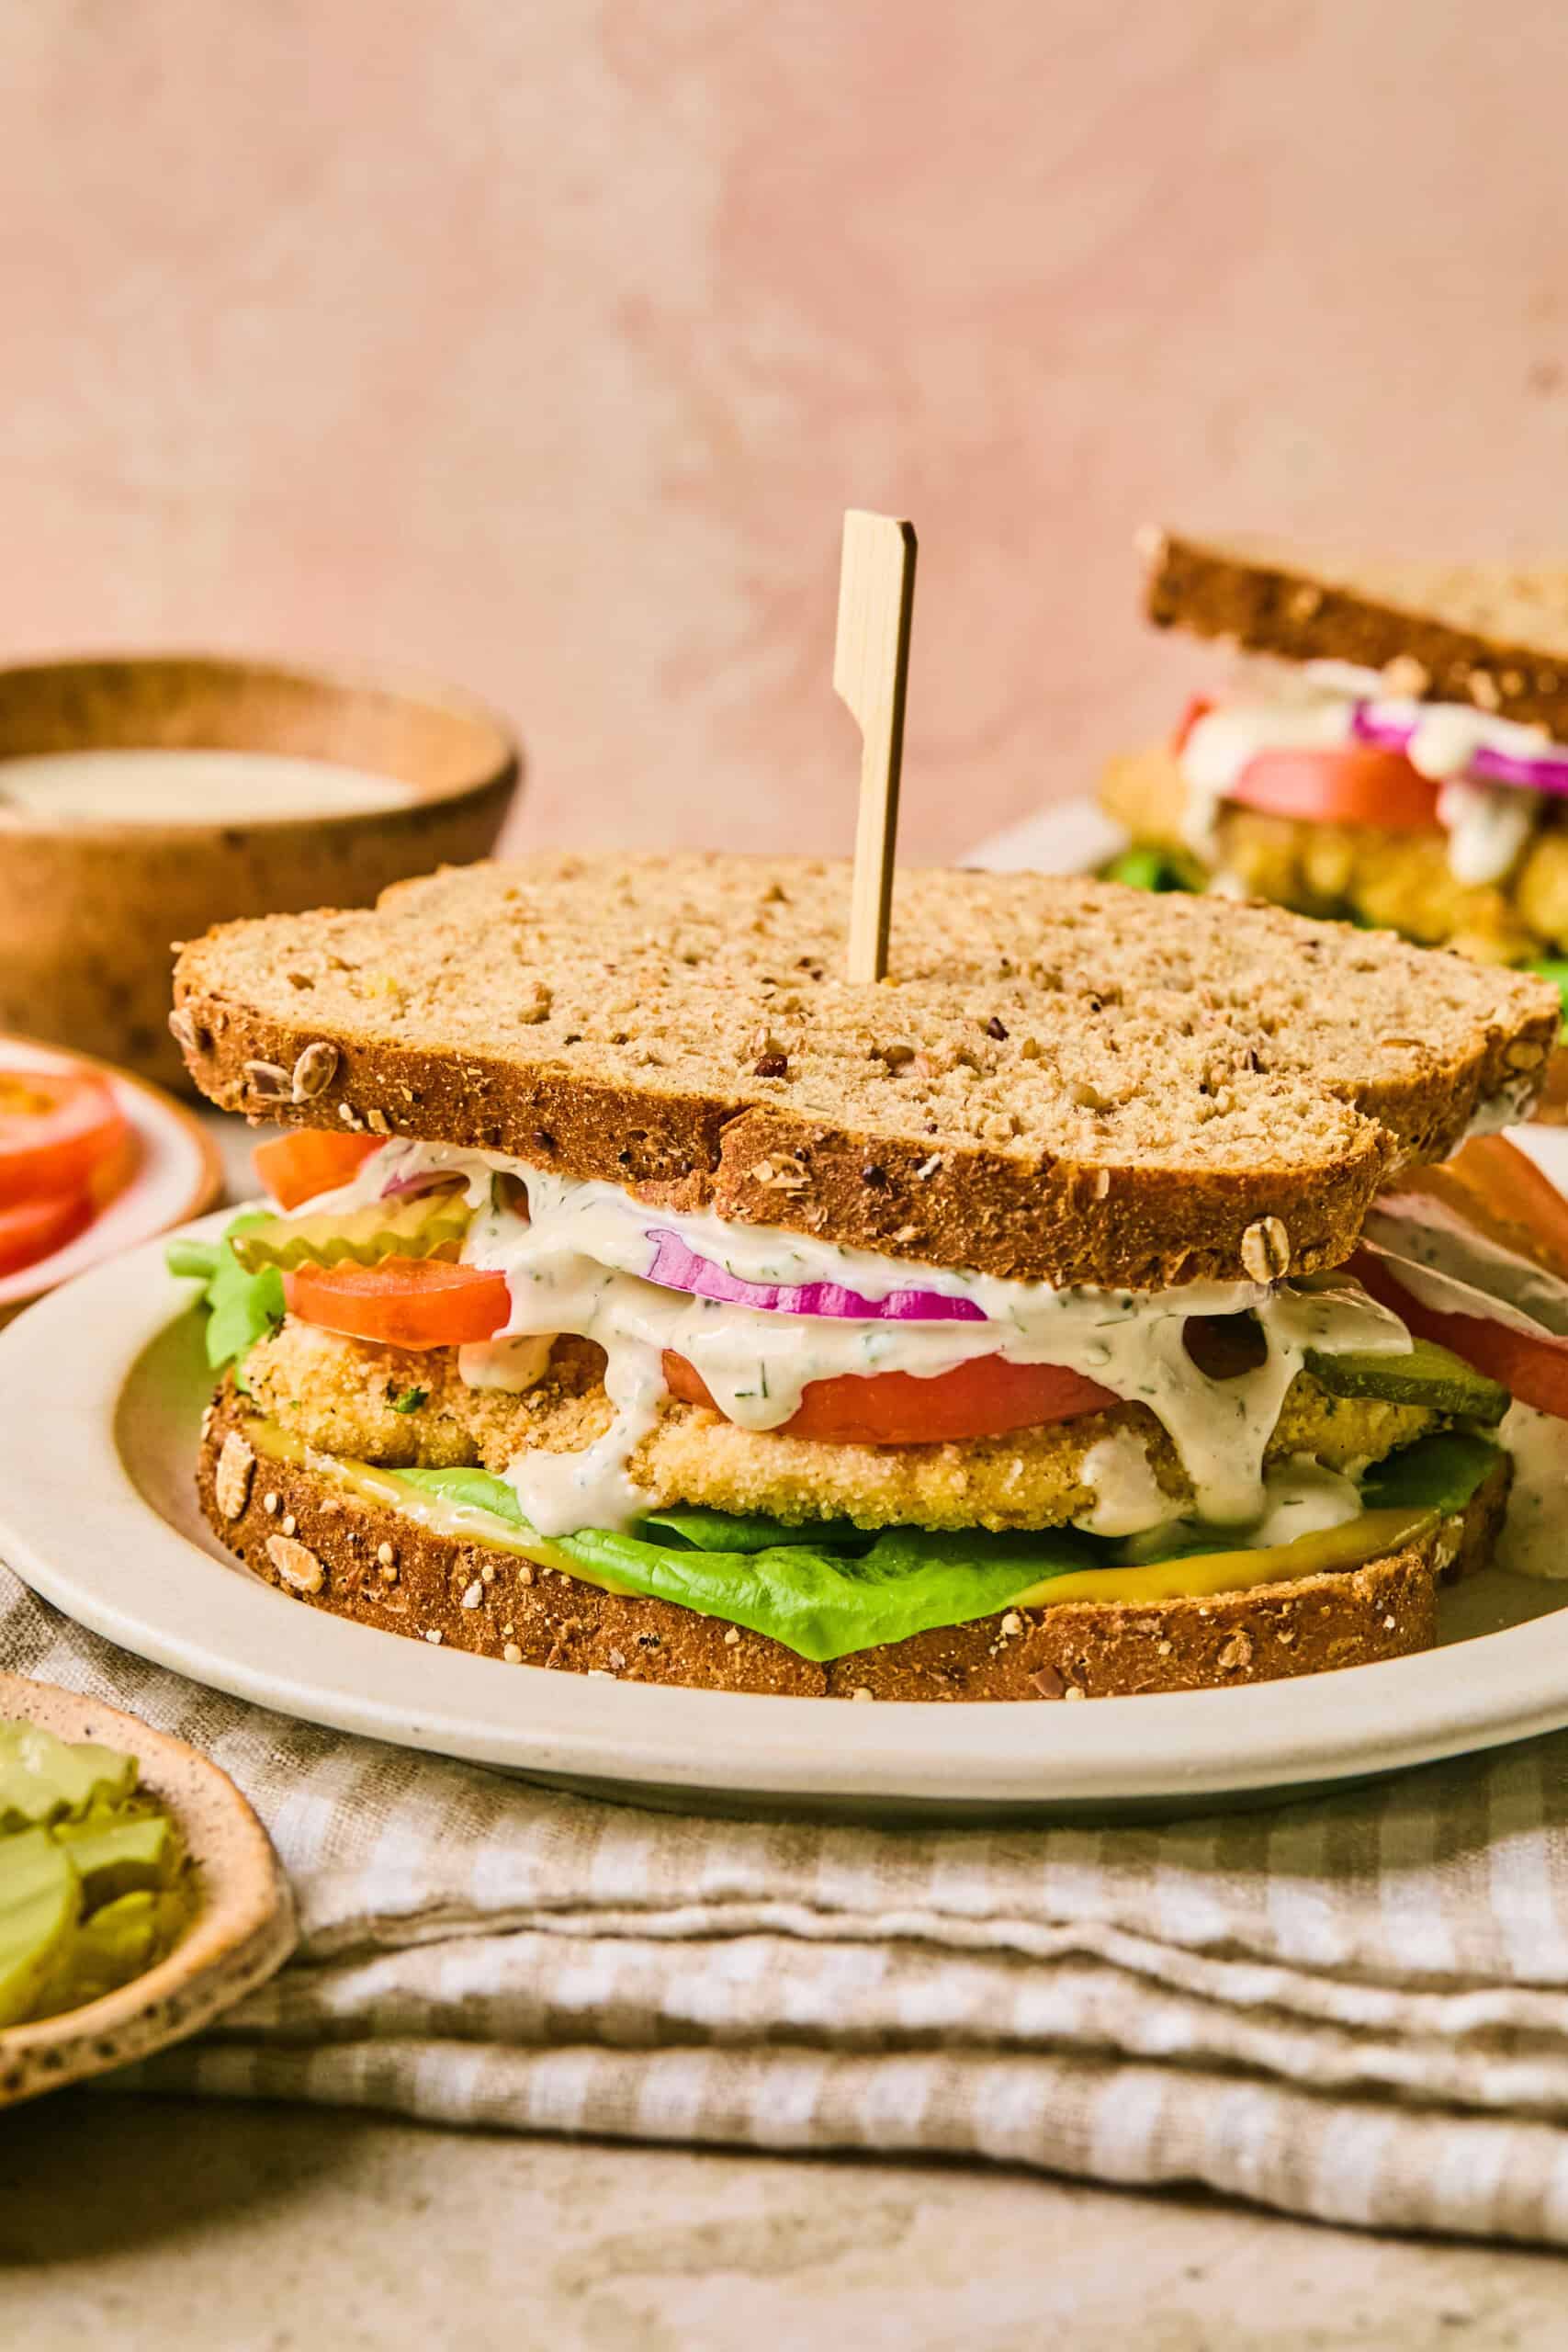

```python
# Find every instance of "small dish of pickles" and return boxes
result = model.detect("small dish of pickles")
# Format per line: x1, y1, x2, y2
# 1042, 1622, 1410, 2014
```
2, 1718, 194, 2024
0, 1675, 293, 2105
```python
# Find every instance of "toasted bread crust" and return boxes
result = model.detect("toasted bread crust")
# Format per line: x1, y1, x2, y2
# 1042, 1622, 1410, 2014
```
1145, 528, 1568, 739
197, 1393, 1508, 1701
172, 854, 1556, 1290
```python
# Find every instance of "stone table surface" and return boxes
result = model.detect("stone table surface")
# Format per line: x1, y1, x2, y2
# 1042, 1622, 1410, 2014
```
3, 2093, 1562, 2348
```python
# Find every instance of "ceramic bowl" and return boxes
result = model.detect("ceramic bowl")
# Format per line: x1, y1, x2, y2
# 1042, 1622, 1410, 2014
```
0, 654, 520, 1092
0, 1673, 294, 2106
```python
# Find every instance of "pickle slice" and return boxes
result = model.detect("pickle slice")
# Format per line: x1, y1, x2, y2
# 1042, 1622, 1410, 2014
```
1304, 1336, 1509, 1424
52, 1812, 180, 1906
0, 1721, 137, 1833
60, 1891, 164, 2009
231, 1186, 474, 1275
0, 1829, 80, 2027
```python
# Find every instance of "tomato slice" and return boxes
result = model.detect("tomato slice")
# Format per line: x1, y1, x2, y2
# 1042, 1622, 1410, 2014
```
285, 1257, 511, 1350
0, 1068, 128, 1207
1388, 1136, 1568, 1286
662, 1351, 1120, 1445
1349, 1247, 1568, 1422
0, 1190, 94, 1277
254, 1131, 382, 1212
1228, 747, 1441, 831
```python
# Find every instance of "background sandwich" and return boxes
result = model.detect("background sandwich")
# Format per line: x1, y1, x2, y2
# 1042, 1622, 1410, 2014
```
1101, 531, 1568, 1035
169, 853, 1558, 1700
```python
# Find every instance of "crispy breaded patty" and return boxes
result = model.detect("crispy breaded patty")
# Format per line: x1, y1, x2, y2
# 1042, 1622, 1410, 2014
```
242, 1317, 1438, 1535
1100, 742, 1567, 961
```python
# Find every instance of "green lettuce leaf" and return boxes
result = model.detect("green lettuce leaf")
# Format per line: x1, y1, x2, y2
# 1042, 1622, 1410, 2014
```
166, 1214, 285, 1376
1098, 844, 1204, 895
391, 1431, 1501, 1663
397, 1463, 1100, 1661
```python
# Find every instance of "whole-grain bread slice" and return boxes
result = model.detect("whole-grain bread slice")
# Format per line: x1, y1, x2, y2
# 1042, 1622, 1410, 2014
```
1144, 527, 1568, 738
172, 852, 1557, 1290
198, 1392, 1507, 1701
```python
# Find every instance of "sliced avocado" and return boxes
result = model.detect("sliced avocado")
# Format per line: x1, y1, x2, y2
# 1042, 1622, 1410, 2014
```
0, 1721, 138, 1833
0, 1828, 80, 2026
1304, 1336, 1509, 1425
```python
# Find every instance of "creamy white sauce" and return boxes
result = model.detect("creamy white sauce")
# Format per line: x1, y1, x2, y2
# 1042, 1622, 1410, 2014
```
1495, 1401, 1568, 1577
1360, 1229, 1554, 1341
269, 1138, 1414, 1542
1071, 1432, 1168, 1537
0, 747, 421, 825
1179, 695, 1353, 856
1365, 1197, 1568, 1336
1364, 1199, 1568, 1576
1461, 1076, 1543, 1141
1435, 779, 1541, 888
1244, 1458, 1363, 1549
1117, 1458, 1363, 1566
457, 1333, 554, 1392
1180, 669, 1555, 886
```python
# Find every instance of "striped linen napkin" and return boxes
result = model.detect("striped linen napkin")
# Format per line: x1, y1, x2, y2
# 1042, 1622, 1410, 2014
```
8, 1558, 1568, 2248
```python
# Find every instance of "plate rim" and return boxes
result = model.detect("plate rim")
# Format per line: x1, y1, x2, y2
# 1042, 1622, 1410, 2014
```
2, 1205, 1568, 1810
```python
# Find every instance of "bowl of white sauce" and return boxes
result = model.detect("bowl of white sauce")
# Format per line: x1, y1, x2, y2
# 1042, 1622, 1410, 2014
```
0, 655, 520, 1090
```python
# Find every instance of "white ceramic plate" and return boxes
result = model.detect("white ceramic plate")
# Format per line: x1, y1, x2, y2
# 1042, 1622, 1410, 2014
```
0, 1035, 222, 1322
4, 797, 1567, 1822
2, 1204, 1568, 1823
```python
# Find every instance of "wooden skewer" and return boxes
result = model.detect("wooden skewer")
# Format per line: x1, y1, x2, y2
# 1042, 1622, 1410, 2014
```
834, 508, 918, 984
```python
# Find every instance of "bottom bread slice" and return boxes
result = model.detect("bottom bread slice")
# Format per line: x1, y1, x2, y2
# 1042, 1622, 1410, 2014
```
197, 1393, 1509, 1702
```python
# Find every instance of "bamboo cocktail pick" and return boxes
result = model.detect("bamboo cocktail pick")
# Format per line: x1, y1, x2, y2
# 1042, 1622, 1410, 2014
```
834, 509, 918, 984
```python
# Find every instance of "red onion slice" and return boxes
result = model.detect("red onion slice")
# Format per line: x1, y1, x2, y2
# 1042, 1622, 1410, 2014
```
380, 1166, 471, 1201
1350, 702, 1568, 797
643, 1228, 987, 1322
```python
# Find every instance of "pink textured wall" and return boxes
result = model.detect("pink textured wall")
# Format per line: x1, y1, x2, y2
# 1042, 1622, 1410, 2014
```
5, 4, 1568, 861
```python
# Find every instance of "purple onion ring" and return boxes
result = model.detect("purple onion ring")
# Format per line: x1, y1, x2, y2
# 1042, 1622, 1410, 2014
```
380, 1168, 467, 1200
643, 1229, 987, 1322
1350, 702, 1568, 797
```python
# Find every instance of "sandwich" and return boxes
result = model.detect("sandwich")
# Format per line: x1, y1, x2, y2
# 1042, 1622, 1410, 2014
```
166, 851, 1561, 1701
1100, 531, 1568, 1029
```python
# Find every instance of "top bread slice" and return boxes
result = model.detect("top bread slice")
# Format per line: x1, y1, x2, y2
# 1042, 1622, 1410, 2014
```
1145, 528, 1568, 741
172, 852, 1557, 1292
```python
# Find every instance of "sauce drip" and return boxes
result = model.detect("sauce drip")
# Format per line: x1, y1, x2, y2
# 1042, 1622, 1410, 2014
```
288, 1139, 1412, 1542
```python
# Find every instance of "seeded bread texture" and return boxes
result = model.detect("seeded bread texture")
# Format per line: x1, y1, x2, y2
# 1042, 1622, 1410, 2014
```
1145, 528, 1568, 738
172, 852, 1557, 1289
198, 1393, 1507, 1701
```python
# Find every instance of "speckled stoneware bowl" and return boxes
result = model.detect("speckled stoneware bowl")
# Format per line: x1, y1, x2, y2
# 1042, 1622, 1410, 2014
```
0, 654, 520, 1092
0, 1673, 295, 2106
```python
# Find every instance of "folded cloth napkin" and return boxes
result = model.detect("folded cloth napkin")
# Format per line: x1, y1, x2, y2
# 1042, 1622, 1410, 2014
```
8, 1561, 1568, 2248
